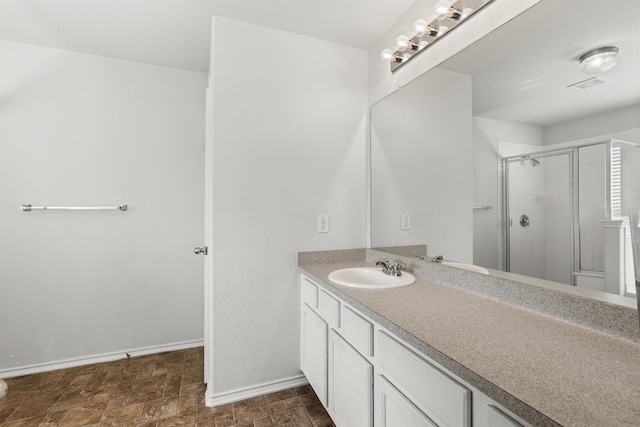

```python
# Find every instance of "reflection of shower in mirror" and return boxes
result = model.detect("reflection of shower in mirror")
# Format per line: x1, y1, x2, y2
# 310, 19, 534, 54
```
504, 139, 640, 299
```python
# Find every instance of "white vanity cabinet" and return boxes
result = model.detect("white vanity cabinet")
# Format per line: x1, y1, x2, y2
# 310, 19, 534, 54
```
329, 329, 373, 427
300, 274, 529, 427
376, 331, 471, 427
301, 304, 328, 405
376, 375, 437, 427
475, 397, 525, 427
486, 405, 523, 427
300, 276, 373, 426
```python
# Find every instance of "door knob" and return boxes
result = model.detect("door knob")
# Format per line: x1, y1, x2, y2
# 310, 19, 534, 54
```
194, 246, 208, 255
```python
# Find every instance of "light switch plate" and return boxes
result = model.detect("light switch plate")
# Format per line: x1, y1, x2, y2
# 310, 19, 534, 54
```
317, 215, 329, 233
401, 214, 411, 230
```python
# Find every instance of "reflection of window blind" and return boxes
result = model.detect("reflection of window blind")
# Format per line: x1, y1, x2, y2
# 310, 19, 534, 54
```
611, 146, 621, 216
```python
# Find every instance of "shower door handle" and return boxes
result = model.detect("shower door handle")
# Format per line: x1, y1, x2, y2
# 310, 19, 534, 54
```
194, 246, 208, 255
519, 215, 530, 227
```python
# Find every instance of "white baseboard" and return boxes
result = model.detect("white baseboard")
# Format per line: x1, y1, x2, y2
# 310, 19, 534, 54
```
205, 374, 309, 407
0, 339, 204, 378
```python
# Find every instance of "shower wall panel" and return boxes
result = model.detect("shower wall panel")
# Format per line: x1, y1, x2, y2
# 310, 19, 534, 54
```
508, 160, 545, 279
542, 154, 572, 284
578, 145, 607, 272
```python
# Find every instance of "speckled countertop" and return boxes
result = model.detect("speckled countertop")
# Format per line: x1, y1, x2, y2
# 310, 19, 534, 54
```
299, 260, 640, 427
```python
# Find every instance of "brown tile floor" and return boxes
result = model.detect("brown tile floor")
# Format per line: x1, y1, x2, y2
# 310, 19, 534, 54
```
0, 347, 334, 427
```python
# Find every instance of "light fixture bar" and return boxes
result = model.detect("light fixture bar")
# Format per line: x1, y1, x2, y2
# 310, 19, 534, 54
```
383, 0, 496, 73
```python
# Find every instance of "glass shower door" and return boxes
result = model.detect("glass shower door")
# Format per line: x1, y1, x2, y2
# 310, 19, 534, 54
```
505, 151, 574, 284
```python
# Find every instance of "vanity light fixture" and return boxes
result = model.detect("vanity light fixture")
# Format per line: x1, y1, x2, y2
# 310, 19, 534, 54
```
413, 19, 439, 37
395, 35, 419, 51
380, 48, 402, 63
380, 0, 496, 73
578, 46, 619, 74
434, 0, 462, 20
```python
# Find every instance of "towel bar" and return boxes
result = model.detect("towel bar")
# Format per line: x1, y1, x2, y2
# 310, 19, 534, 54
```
21, 204, 128, 212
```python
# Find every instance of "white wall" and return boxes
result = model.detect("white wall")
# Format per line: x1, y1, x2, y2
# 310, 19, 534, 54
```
544, 104, 640, 145
207, 17, 367, 398
473, 117, 543, 269
371, 68, 473, 262
0, 40, 207, 375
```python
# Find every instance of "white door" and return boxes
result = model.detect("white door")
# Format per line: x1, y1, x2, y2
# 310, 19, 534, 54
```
202, 86, 214, 390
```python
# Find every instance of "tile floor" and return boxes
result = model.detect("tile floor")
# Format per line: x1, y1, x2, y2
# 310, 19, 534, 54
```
0, 347, 334, 427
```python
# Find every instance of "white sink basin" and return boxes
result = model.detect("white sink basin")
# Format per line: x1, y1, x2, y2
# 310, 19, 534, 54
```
442, 261, 489, 275
328, 267, 416, 289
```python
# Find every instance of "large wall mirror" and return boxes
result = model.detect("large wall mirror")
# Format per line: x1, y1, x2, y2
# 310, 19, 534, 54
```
371, 0, 640, 308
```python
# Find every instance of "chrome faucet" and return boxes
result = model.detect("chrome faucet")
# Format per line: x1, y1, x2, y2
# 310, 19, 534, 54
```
431, 255, 444, 264
374, 259, 405, 277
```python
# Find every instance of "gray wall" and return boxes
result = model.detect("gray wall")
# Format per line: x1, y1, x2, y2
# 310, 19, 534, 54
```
207, 17, 368, 397
0, 40, 207, 374
371, 68, 473, 262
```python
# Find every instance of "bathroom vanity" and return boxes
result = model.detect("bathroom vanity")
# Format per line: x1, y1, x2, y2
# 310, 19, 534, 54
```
298, 251, 640, 427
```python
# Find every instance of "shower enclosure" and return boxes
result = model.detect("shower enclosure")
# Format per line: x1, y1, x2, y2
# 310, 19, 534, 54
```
502, 139, 639, 296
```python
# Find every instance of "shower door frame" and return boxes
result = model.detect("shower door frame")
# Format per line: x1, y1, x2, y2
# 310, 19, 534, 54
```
502, 148, 579, 285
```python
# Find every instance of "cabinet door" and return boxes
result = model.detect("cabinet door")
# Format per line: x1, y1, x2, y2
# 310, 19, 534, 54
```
328, 330, 373, 427
376, 375, 437, 427
487, 405, 523, 427
301, 304, 328, 406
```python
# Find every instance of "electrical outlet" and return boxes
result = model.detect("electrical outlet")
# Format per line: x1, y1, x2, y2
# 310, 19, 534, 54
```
401, 214, 411, 230
317, 215, 329, 233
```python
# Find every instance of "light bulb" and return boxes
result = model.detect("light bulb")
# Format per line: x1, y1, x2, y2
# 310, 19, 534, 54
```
414, 19, 438, 37
434, 0, 452, 19
461, 7, 474, 19
395, 35, 410, 51
418, 40, 429, 49
434, 0, 461, 20
380, 48, 402, 64
380, 49, 394, 63
413, 19, 428, 36
438, 26, 449, 36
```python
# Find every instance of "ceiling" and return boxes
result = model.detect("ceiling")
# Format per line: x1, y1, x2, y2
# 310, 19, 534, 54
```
438, 0, 640, 127
0, 0, 418, 73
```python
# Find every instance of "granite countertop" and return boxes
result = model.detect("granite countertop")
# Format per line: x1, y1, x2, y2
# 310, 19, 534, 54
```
299, 260, 640, 427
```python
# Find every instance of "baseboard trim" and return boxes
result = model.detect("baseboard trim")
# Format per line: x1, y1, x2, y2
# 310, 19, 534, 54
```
205, 374, 309, 407
0, 339, 204, 378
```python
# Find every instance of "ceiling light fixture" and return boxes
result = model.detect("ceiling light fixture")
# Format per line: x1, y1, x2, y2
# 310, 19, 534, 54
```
578, 46, 619, 74
379, 0, 496, 73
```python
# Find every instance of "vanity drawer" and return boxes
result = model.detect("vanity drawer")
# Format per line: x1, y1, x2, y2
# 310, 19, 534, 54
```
377, 331, 471, 427
318, 289, 340, 328
301, 277, 318, 308
340, 305, 373, 357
